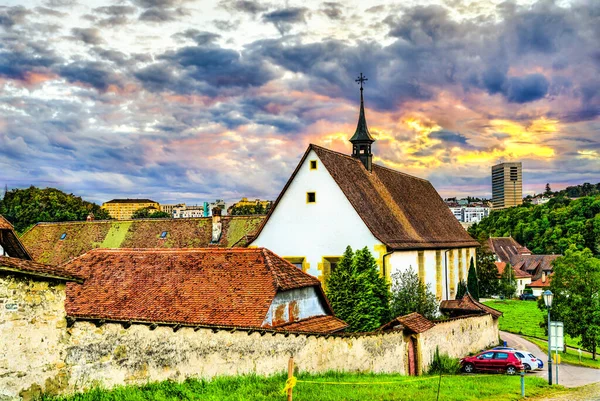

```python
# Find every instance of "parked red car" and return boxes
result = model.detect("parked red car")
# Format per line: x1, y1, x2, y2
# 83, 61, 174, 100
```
461, 350, 524, 375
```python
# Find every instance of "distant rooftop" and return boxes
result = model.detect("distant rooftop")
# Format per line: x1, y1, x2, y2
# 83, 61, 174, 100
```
104, 199, 157, 204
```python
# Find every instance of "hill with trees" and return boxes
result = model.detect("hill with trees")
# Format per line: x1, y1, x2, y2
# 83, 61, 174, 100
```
468, 195, 600, 256
0, 186, 110, 233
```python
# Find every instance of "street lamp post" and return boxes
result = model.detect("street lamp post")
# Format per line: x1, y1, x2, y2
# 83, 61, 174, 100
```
543, 290, 554, 385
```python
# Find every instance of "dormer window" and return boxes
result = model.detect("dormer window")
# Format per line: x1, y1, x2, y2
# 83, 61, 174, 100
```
60, 233, 67, 240
160, 231, 167, 239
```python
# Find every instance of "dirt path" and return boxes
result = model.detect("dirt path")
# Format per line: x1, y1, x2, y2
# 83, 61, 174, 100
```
500, 331, 600, 388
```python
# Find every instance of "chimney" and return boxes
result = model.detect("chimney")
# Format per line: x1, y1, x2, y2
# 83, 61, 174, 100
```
211, 207, 222, 244
86, 213, 95, 222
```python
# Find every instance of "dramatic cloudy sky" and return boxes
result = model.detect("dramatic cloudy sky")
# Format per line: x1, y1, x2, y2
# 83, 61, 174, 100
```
1, 0, 599, 204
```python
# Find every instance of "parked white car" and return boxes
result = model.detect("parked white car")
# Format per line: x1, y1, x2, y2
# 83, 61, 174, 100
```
514, 350, 540, 371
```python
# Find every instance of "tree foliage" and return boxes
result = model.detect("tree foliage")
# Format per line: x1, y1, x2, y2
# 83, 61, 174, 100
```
469, 194, 600, 256
229, 202, 271, 216
131, 207, 170, 219
476, 245, 500, 297
456, 280, 468, 299
541, 246, 600, 359
325, 246, 390, 332
0, 186, 110, 233
498, 263, 517, 299
390, 266, 438, 320
467, 257, 479, 300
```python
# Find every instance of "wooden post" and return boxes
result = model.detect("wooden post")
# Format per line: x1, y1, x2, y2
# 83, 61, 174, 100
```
287, 356, 294, 401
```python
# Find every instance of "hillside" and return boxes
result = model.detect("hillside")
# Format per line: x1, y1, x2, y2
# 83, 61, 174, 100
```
469, 195, 600, 256
0, 186, 110, 233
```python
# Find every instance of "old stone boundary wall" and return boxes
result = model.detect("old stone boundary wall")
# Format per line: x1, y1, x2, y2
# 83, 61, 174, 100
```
0, 273, 499, 400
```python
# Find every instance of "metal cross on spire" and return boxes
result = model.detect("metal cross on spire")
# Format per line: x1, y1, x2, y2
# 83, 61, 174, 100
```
355, 72, 368, 90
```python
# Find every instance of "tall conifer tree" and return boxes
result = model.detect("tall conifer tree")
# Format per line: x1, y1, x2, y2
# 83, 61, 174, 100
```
467, 257, 479, 300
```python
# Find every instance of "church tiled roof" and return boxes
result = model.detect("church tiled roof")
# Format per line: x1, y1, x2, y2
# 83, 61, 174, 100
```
0, 215, 32, 260
20, 216, 264, 265
0, 255, 83, 282
440, 292, 503, 319
64, 248, 339, 332
380, 312, 435, 333
252, 145, 478, 250
273, 315, 347, 333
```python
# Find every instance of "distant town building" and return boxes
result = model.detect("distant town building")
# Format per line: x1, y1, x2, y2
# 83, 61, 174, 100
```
102, 199, 159, 220
449, 206, 489, 223
491, 162, 522, 209
207, 200, 227, 216
530, 196, 550, 205
160, 204, 177, 215
228, 197, 272, 215
172, 204, 204, 218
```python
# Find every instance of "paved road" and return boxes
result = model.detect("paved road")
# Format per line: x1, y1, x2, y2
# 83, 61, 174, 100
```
500, 331, 600, 388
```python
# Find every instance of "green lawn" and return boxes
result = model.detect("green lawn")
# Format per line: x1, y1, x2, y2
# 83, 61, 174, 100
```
525, 336, 600, 370
43, 372, 565, 401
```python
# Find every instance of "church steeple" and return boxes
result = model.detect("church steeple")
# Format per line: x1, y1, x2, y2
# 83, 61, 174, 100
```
350, 73, 375, 171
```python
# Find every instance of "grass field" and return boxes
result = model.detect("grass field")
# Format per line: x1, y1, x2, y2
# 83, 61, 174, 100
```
43, 372, 565, 401
483, 299, 600, 367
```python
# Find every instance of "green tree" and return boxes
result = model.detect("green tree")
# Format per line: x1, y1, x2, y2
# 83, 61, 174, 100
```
544, 183, 552, 196
131, 207, 170, 219
467, 257, 479, 300
325, 246, 390, 332
0, 186, 110, 233
476, 246, 500, 297
498, 263, 517, 299
456, 280, 468, 299
390, 266, 438, 320
541, 246, 600, 359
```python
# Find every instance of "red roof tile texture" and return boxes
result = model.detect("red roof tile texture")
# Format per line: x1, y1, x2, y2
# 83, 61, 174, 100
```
0, 255, 83, 281
0, 215, 13, 230
274, 315, 347, 333
64, 248, 331, 330
495, 261, 531, 278
487, 237, 531, 264
440, 292, 503, 318
252, 145, 478, 250
528, 275, 552, 288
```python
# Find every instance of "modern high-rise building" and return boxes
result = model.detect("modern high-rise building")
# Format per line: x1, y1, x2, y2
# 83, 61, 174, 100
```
491, 162, 523, 209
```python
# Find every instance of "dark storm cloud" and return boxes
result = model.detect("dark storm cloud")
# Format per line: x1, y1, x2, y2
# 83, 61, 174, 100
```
0, 6, 30, 28
172, 29, 220, 45
319, 2, 344, 20
505, 74, 549, 103
92, 5, 137, 26
136, 43, 278, 94
0, 48, 59, 80
71, 27, 104, 45
262, 7, 309, 35
220, 0, 270, 16
59, 61, 123, 91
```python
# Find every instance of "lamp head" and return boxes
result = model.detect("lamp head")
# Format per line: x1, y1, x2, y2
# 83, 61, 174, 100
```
543, 290, 553, 308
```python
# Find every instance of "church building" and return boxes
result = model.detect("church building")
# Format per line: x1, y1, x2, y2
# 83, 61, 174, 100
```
250, 75, 479, 301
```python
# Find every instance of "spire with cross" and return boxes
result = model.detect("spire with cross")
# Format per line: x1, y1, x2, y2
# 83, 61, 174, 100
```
349, 72, 375, 171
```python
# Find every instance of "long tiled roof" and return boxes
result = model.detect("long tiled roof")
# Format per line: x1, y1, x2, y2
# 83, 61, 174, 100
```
380, 312, 436, 333
64, 248, 334, 330
0, 255, 83, 282
252, 145, 478, 250
20, 216, 264, 265
0, 215, 32, 260
440, 292, 503, 319
495, 261, 531, 278
274, 315, 347, 333
512, 254, 560, 280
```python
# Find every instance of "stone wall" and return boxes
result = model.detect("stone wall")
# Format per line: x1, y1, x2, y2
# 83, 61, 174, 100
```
0, 274, 69, 401
0, 273, 500, 400
418, 314, 500, 374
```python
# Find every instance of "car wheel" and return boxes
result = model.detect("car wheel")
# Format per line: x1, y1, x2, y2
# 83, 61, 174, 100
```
506, 366, 517, 375
463, 363, 474, 373
523, 363, 531, 372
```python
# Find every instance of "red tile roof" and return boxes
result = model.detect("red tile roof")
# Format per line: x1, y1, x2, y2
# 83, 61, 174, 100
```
0, 215, 32, 260
20, 216, 264, 265
495, 261, 531, 278
252, 145, 478, 250
274, 315, 347, 333
380, 312, 435, 333
527, 275, 552, 288
487, 237, 530, 263
0, 255, 83, 282
440, 292, 503, 319
64, 248, 336, 330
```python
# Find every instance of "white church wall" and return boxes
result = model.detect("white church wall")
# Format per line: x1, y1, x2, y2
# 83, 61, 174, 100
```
252, 149, 381, 283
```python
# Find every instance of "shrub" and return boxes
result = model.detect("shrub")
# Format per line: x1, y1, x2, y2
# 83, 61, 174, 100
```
428, 347, 461, 375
